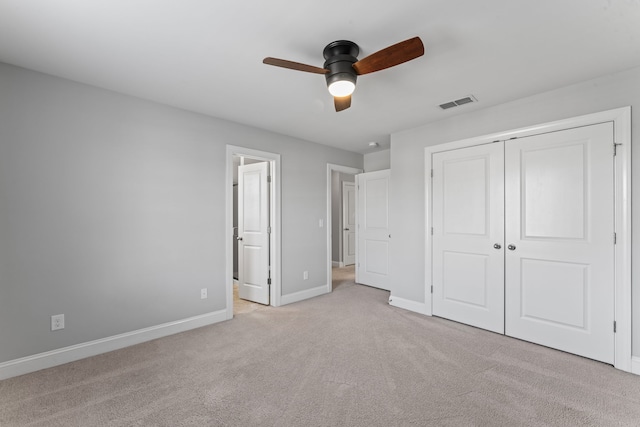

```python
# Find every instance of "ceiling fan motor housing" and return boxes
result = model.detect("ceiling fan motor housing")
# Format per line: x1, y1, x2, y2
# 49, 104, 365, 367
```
323, 40, 359, 91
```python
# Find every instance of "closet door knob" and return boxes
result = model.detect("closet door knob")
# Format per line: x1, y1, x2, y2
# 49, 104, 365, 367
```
508, 244, 516, 251
493, 243, 501, 249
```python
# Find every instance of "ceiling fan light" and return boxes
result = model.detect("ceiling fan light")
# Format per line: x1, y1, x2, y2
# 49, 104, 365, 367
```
328, 79, 356, 97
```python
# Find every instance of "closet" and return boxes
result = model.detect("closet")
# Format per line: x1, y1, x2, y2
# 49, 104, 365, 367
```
431, 122, 615, 364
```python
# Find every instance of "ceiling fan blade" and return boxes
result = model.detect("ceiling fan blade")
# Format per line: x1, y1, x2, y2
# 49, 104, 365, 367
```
263, 57, 329, 74
352, 37, 424, 75
334, 95, 351, 112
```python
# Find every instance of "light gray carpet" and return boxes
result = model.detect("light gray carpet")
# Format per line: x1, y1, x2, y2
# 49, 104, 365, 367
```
1, 266, 640, 426
233, 283, 262, 315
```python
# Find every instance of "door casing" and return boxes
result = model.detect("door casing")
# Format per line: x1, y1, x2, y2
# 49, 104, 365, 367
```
424, 107, 631, 372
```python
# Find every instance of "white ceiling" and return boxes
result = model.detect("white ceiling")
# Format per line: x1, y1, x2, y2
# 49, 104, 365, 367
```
1, 0, 639, 154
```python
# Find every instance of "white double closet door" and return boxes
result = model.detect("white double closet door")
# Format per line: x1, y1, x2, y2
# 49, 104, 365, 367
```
432, 123, 615, 364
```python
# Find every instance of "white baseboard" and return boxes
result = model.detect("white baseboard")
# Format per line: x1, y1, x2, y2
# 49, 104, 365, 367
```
0, 309, 227, 381
388, 295, 431, 316
332, 261, 344, 268
631, 356, 640, 376
280, 284, 329, 306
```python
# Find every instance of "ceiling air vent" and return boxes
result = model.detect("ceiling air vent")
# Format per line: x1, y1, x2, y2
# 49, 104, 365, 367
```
439, 95, 477, 110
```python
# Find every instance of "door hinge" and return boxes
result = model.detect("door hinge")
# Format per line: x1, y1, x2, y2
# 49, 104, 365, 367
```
431, 169, 433, 178
431, 227, 434, 235
268, 277, 271, 285
430, 285, 433, 294
614, 143, 622, 156
267, 175, 272, 183
614, 320, 617, 333
614, 232, 617, 244
267, 226, 271, 234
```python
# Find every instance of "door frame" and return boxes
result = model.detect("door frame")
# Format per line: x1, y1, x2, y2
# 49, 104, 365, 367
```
326, 164, 362, 293
226, 145, 281, 317
424, 107, 631, 372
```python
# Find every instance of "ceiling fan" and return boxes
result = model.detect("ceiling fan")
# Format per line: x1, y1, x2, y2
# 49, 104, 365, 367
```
263, 37, 424, 112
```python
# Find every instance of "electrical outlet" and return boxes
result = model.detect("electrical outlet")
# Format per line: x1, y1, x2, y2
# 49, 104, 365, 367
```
201, 288, 208, 299
51, 314, 65, 331
303, 271, 309, 280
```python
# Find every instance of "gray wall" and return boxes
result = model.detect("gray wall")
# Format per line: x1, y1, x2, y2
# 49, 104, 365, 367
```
331, 171, 355, 263
0, 63, 362, 363
364, 149, 390, 172
389, 65, 640, 357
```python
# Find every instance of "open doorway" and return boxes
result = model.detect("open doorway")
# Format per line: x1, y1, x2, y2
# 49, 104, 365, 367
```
326, 164, 362, 292
232, 156, 269, 315
226, 146, 281, 320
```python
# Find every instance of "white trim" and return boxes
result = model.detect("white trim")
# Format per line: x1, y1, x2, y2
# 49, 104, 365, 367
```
226, 145, 281, 314
424, 107, 632, 373
280, 285, 329, 306
389, 296, 430, 315
423, 149, 434, 316
425, 107, 631, 152
612, 107, 632, 372
631, 357, 640, 376
332, 261, 344, 268
326, 164, 363, 294
0, 310, 226, 381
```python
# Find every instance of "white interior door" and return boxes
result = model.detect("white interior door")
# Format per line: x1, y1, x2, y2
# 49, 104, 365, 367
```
342, 182, 356, 266
233, 185, 239, 280
504, 123, 615, 363
356, 169, 390, 290
432, 142, 505, 333
238, 162, 270, 305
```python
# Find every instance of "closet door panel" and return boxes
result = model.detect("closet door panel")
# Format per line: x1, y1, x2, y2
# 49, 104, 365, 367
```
504, 123, 615, 364
432, 142, 505, 333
